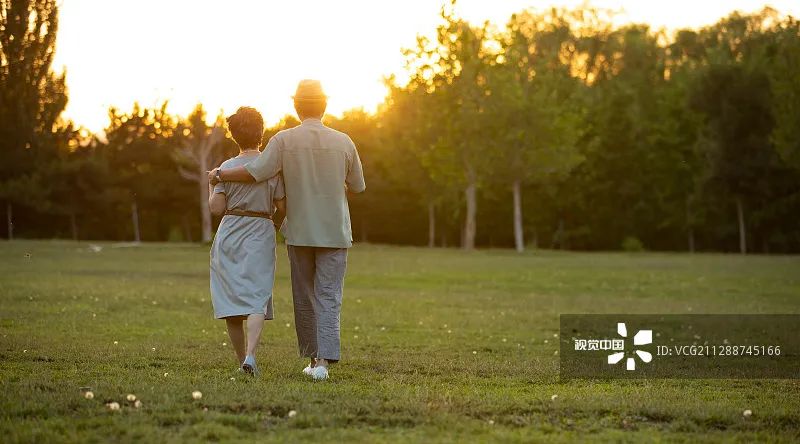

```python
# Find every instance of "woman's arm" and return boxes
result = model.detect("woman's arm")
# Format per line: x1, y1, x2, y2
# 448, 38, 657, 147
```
208, 182, 227, 216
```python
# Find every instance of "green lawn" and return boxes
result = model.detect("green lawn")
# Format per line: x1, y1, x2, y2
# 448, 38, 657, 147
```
1, 241, 798, 443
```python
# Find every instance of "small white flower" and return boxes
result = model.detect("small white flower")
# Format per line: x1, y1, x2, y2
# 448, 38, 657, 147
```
285, 323, 290, 328
472, 351, 477, 355
192, 391, 202, 400
23, 349, 27, 353
114, 341, 119, 345
163, 372, 169, 377
230, 377, 235, 381
553, 333, 558, 338
551, 394, 558, 401
354, 326, 360, 331
743, 409, 752, 417
447, 330, 452, 334
84, 391, 94, 400
502, 338, 507, 343
554, 350, 559, 355
107, 402, 120, 411
544, 339, 549, 344
288, 410, 297, 418
488, 419, 495, 425
126, 394, 136, 402
222, 342, 227, 346
353, 335, 358, 339
152, 347, 156, 351
380, 327, 386, 331
134, 400, 143, 408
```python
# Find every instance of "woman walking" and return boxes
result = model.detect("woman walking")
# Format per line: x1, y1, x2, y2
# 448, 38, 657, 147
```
209, 106, 285, 375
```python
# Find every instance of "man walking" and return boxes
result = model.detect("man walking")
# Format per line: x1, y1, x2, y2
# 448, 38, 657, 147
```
209, 80, 366, 380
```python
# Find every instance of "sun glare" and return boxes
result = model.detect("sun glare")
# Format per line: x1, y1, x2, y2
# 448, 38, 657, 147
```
53, 0, 800, 131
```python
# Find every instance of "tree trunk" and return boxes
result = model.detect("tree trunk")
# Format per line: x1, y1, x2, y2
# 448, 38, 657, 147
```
531, 225, 538, 249
131, 199, 141, 243
6, 202, 12, 241
70, 211, 78, 241
427, 201, 436, 248
552, 218, 565, 249
463, 181, 477, 250
512, 179, 524, 253
199, 156, 212, 243
736, 197, 746, 254
182, 215, 193, 243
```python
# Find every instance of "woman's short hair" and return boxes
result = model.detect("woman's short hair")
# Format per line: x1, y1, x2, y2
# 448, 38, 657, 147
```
226, 106, 264, 149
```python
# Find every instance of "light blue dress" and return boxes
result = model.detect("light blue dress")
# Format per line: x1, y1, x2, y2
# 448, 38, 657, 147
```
210, 155, 284, 319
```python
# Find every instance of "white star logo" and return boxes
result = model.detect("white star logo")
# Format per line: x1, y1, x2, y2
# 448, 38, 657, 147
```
608, 322, 653, 371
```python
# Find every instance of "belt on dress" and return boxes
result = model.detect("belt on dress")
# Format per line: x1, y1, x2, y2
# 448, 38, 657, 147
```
224, 209, 272, 220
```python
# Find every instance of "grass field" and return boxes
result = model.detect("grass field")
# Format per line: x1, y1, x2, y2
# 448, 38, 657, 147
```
1, 240, 799, 443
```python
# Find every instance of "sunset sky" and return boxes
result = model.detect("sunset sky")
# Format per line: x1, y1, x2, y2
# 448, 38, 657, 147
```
53, 0, 800, 131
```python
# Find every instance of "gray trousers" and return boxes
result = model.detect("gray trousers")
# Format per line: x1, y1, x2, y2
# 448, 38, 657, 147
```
287, 245, 347, 362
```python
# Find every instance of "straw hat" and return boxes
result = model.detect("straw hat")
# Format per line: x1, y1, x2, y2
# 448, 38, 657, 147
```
292, 79, 327, 101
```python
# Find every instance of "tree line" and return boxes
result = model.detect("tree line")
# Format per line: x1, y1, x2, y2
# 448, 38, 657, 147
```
2, 1, 799, 252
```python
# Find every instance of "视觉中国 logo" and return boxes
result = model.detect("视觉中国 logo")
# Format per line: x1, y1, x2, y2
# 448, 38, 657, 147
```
573, 322, 654, 371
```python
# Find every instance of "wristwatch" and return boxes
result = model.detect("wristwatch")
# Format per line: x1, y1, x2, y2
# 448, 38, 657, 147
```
214, 169, 222, 184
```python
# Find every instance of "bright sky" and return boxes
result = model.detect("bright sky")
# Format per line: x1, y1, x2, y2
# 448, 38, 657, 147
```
53, 0, 800, 131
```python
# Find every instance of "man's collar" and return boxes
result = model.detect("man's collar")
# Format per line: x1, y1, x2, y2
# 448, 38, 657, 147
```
300, 117, 324, 126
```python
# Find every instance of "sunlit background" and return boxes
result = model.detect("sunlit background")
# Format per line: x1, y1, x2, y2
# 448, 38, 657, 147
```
53, 0, 800, 131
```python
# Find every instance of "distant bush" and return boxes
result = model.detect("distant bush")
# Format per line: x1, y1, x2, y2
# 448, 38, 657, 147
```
622, 236, 645, 252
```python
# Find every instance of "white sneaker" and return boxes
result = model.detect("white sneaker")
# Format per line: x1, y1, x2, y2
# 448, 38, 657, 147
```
310, 366, 329, 380
302, 365, 314, 376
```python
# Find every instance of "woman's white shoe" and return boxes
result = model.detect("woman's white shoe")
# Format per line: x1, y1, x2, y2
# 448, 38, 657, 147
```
310, 366, 329, 380
302, 365, 314, 376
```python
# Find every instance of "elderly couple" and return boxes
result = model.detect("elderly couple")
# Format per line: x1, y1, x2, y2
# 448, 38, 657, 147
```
206, 80, 365, 380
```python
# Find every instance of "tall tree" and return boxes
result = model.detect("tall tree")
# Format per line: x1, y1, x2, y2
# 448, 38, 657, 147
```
174, 104, 227, 243
492, 10, 585, 252
0, 0, 67, 238
406, 3, 491, 250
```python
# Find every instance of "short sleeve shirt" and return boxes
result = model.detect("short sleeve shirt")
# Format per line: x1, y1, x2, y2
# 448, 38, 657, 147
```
215, 155, 284, 215
244, 118, 365, 248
